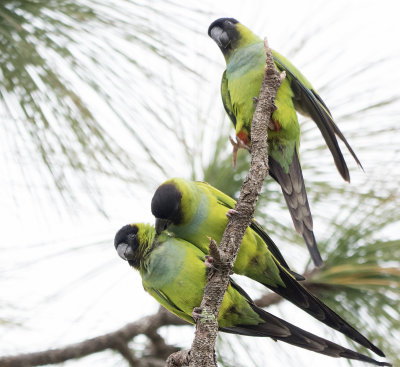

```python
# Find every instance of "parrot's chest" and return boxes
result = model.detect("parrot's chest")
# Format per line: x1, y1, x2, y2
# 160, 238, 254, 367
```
143, 242, 184, 288
227, 47, 300, 142
171, 194, 210, 250
226, 44, 269, 133
227, 58, 265, 120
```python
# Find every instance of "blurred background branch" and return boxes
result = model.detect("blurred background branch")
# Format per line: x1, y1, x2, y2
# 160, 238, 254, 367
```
0, 308, 184, 367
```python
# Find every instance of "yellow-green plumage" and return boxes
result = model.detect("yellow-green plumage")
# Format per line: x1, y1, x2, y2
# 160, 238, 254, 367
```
144, 236, 272, 328
151, 177, 385, 356
222, 24, 299, 158
209, 18, 363, 267
113, 223, 390, 365
116, 223, 268, 327
153, 178, 289, 287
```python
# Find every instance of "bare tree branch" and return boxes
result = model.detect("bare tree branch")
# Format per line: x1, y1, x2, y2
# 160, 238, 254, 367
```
145, 331, 181, 360
175, 38, 285, 367
166, 350, 191, 367
0, 308, 185, 367
113, 338, 138, 367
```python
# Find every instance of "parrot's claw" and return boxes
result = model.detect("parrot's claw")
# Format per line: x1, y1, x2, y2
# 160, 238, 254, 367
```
229, 136, 250, 168
226, 209, 239, 218
192, 307, 215, 323
267, 120, 276, 130
192, 307, 203, 322
253, 96, 259, 106
267, 119, 281, 131
204, 255, 215, 269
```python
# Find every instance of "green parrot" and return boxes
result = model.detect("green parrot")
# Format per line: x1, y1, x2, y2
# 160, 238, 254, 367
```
208, 18, 363, 267
114, 223, 390, 366
151, 177, 383, 356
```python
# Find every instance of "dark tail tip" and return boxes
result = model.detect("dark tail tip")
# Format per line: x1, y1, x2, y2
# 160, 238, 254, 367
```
312, 254, 324, 268
371, 345, 385, 358
376, 361, 392, 366
289, 270, 306, 281
304, 231, 324, 267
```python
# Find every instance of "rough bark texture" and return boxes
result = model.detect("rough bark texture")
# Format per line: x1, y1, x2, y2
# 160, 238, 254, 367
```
184, 38, 285, 367
166, 350, 191, 367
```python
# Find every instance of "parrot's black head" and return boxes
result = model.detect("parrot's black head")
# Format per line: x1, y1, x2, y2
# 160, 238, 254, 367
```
151, 183, 182, 234
208, 18, 240, 55
114, 224, 140, 268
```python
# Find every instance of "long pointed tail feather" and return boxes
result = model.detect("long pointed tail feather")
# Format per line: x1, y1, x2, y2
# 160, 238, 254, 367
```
309, 88, 363, 175
250, 220, 305, 281
277, 58, 362, 181
269, 150, 323, 267
221, 304, 390, 366
266, 266, 385, 357
255, 154, 384, 356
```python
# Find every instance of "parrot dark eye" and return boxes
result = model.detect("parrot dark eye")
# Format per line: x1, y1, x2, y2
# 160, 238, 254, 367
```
126, 233, 139, 251
223, 18, 238, 27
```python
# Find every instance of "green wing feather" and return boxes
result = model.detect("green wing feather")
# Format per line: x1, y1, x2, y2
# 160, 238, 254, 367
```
272, 50, 362, 181
195, 180, 236, 208
195, 180, 303, 278
221, 70, 237, 127
144, 285, 193, 324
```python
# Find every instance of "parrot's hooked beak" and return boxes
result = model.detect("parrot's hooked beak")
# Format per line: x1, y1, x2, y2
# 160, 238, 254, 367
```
116, 242, 135, 261
209, 26, 230, 49
155, 218, 171, 234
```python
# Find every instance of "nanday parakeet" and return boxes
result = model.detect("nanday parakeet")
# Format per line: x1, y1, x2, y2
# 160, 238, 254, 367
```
151, 177, 383, 356
114, 223, 390, 366
208, 18, 363, 267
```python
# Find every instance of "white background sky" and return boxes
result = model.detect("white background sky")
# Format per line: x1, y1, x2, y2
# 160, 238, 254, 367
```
1, 0, 400, 366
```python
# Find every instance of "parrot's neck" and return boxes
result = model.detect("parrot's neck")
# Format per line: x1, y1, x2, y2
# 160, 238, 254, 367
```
226, 41, 264, 74
135, 224, 157, 270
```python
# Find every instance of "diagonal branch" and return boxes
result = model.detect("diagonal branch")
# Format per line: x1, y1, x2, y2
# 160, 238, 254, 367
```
168, 38, 285, 367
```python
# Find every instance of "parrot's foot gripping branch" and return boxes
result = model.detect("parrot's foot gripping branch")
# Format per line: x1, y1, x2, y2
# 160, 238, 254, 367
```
225, 209, 239, 218
229, 136, 250, 168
